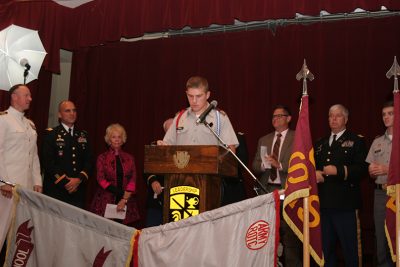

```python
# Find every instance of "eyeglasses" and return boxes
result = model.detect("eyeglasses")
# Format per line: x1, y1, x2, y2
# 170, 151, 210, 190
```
272, 114, 289, 119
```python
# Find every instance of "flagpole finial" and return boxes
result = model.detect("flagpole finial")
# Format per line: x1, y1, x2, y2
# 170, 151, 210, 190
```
386, 56, 400, 93
296, 59, 314, 95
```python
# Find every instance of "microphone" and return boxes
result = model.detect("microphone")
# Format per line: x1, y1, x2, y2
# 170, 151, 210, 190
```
20, 58, 31, 70
196, 100, 218, 124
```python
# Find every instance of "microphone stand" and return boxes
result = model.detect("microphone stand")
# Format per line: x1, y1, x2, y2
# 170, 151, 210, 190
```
201, 120, 268, 195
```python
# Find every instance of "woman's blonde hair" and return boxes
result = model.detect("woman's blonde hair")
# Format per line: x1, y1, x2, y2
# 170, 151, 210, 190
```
104, 123, 127, 145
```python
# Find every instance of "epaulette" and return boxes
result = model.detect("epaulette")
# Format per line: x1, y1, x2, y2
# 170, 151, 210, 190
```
237, 131, 245, 136
28, 120, 36, 131
174, 107, 189, 116
357, 134, 364, 138
46, 128, 53, 131
216, 108, 227, 116
0, 111, 7, 115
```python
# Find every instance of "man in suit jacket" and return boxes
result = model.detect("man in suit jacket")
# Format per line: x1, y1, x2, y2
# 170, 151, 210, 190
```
314, 104, 368, 267
41, 100, 92, 208
253, 105, 295, 192
252, 105, 301, 266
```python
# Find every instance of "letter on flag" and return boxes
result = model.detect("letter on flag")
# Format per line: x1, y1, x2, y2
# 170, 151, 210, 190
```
4, 187, 136, 267
385, 90, 400, 262
282, 95, 324, 266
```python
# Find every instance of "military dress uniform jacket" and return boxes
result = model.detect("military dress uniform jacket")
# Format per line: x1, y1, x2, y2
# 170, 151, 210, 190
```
0, 107, 42, 256
0, 107, 42, 188
41, 124, 92, 207
314, 130, 368, 210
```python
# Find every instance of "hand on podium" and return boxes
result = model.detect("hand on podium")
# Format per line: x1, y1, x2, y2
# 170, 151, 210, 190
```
156, 140, 169, 145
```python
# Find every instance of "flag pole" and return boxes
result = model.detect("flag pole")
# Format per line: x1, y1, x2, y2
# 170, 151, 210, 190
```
296, 59, 315, 267
386, 56, 400, 266
396, 184, 400, 267
303, 197, 310, 267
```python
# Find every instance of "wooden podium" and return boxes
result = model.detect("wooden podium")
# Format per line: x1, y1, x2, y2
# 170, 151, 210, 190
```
144, 145, 237, 223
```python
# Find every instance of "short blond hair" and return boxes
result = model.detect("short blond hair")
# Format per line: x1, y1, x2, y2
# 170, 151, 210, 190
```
104, 123, 127, 145
186, 76, 209, 92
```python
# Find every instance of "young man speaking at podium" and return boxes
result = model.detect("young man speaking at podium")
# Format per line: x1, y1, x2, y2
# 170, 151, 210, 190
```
154, 76, 239, 223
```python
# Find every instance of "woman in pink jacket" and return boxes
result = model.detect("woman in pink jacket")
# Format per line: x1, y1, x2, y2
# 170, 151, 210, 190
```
90, 123, 140, 225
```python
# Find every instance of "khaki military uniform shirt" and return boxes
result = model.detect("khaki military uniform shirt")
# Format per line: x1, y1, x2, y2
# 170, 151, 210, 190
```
163, 107, 239, 146
366, 131, 392, 185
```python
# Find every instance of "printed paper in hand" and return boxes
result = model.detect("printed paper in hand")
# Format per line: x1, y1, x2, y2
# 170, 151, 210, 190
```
260, 146, 271, 168
104, 204, 126, 220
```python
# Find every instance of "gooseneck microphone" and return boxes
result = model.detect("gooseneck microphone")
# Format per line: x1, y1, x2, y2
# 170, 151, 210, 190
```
196, 100, 218, 124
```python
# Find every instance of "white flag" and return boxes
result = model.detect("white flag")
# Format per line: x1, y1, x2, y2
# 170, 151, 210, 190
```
4, 186, 136, 267
0, 196, 13, 251
136, 191, 280, 267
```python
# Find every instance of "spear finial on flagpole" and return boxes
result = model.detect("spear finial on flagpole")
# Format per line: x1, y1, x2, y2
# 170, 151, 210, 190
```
386, 56, 400, 93
296, 59, 314, 96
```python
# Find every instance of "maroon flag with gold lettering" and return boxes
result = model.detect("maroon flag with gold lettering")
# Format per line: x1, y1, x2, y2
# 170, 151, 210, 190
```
385, 90, 400, 262
282, 95, 324, 266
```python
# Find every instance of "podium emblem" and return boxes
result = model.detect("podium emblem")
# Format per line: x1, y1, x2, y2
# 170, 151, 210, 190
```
169, 186, 200, 221
173, 151, 190, 169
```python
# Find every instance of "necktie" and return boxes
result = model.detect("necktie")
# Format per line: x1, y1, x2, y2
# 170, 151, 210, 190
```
330, 134, 337, 147
68, 128, 73, 136
270, 133, 282, 181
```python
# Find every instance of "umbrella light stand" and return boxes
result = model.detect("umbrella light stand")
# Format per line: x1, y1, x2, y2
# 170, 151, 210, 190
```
0, 24, 46, 91
22, 60, 31, 84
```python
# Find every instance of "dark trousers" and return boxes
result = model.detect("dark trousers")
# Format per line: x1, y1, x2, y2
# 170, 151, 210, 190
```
321, 209, 359, 267
374, 189, 395, 267
0, 240, 6, 265
266, 183, 303, 266
146, 207, 163, 227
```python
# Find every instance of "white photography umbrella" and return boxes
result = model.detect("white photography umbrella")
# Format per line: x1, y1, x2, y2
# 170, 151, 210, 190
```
0, 24, 47, 91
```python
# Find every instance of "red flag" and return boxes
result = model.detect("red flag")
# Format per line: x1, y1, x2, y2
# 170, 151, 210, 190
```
282, 95, 324, 266
385, 91, 400, 261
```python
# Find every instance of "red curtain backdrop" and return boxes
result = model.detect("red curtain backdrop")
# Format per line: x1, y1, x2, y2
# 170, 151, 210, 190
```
1, 0, 399, 72
69, 16, 400, 258
1, 1, 400, 262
